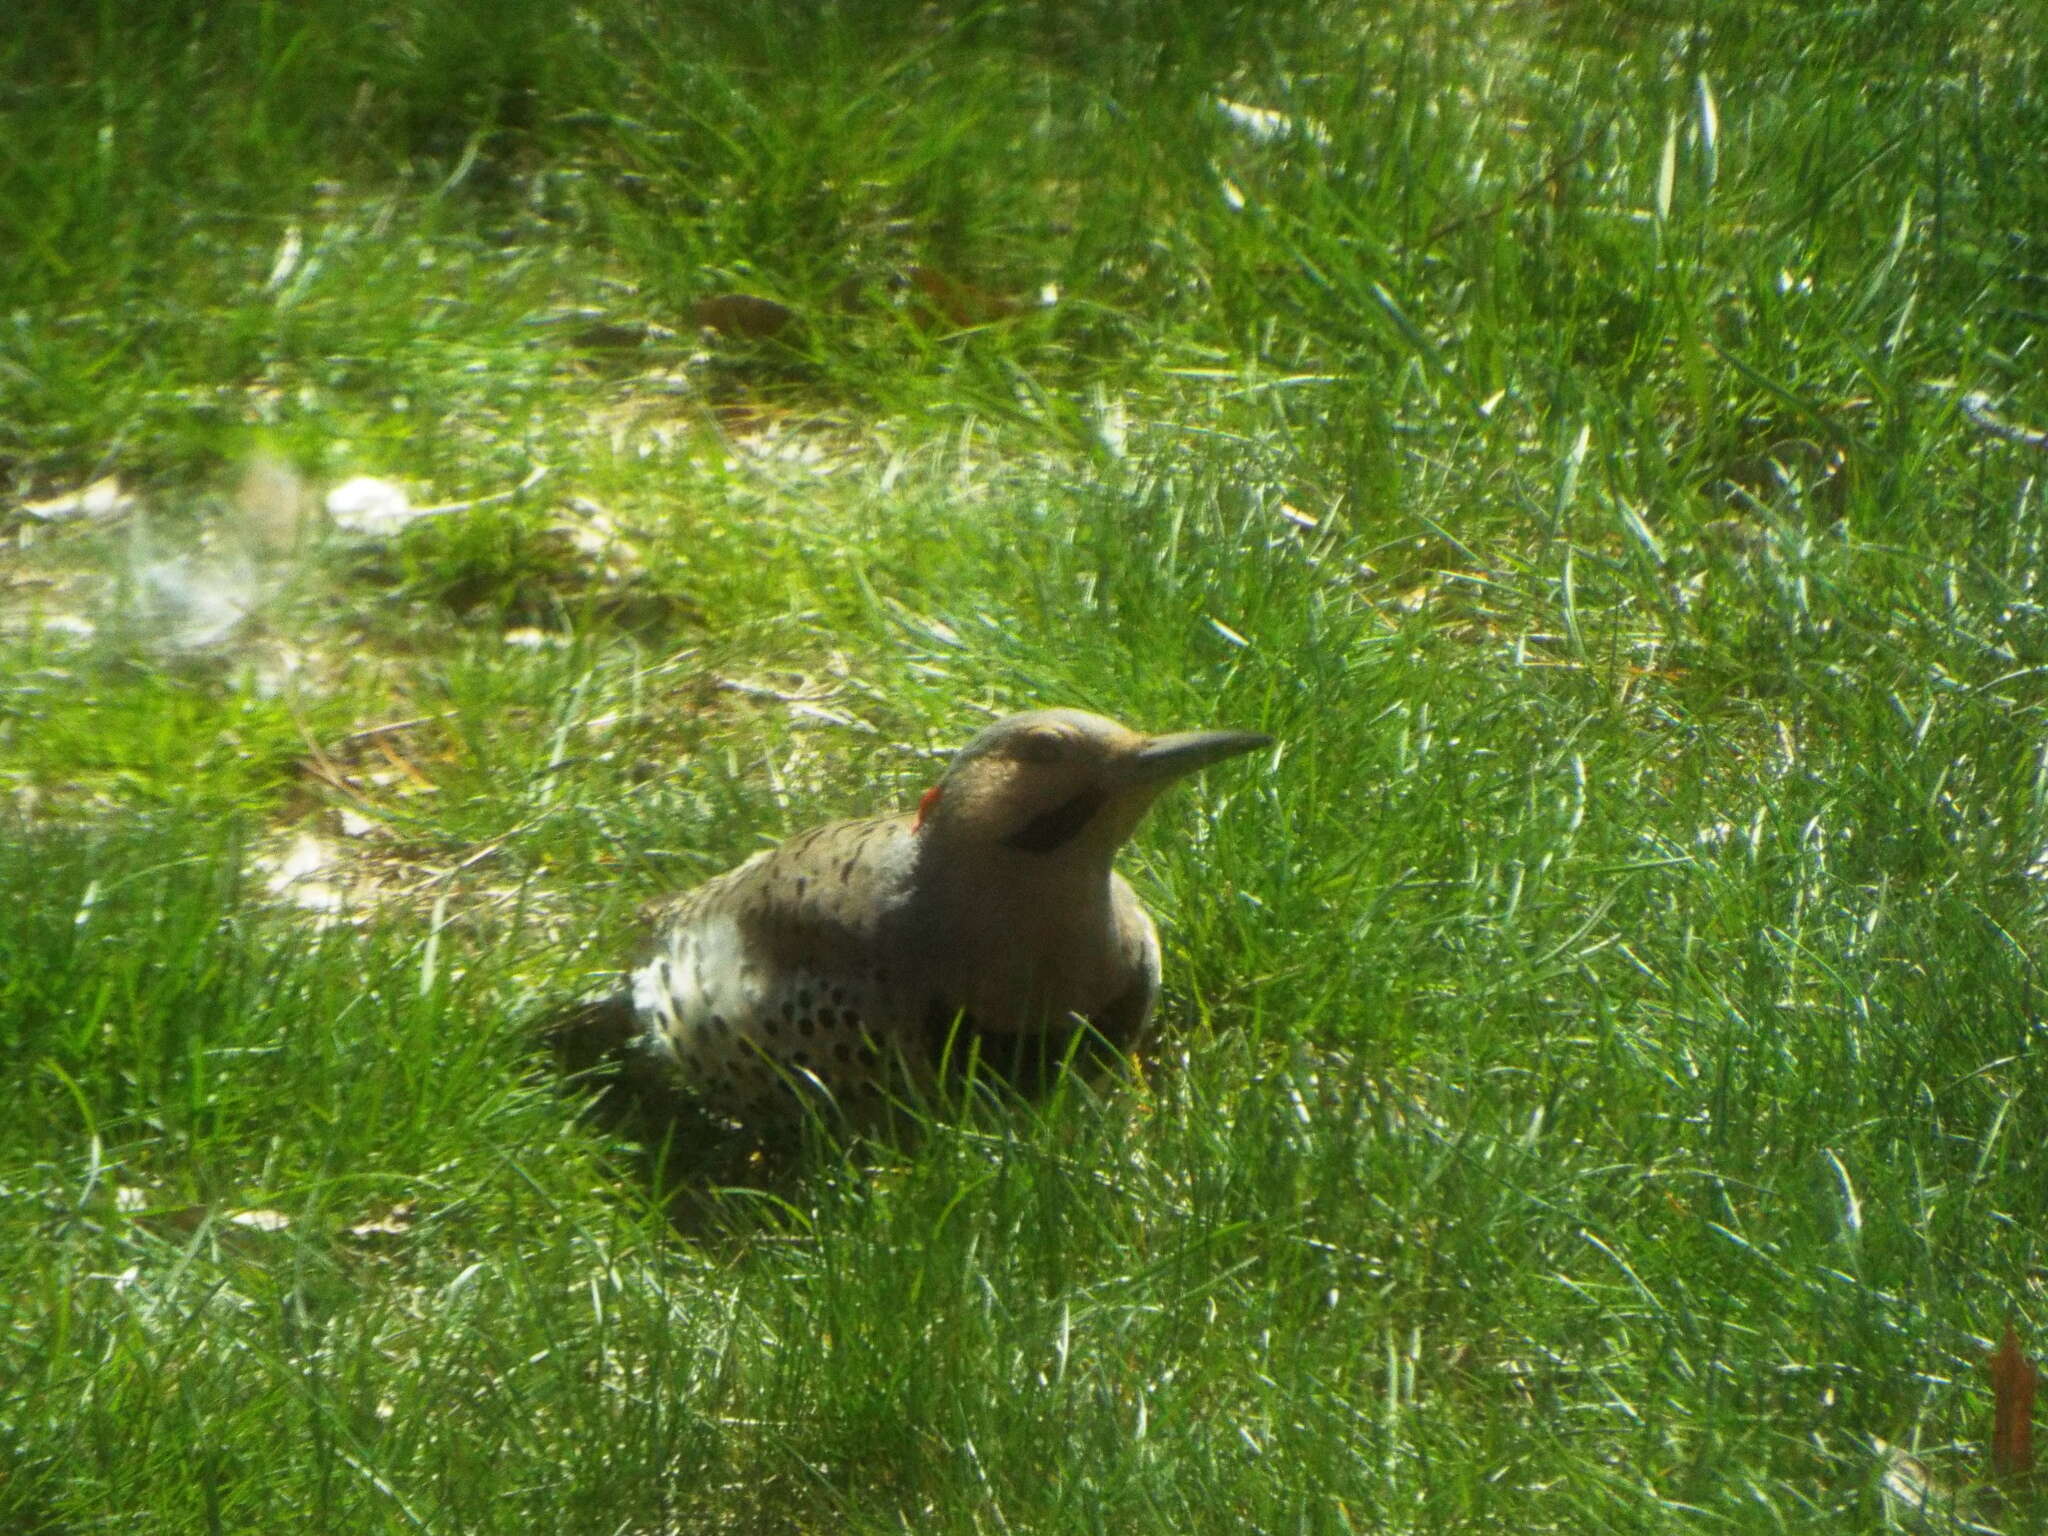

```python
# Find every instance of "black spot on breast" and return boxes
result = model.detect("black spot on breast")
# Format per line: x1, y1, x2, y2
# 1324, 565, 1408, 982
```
1006, 789, 1108, 854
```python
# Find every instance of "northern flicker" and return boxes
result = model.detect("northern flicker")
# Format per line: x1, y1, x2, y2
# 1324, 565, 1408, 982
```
547, 708, 1269, 1135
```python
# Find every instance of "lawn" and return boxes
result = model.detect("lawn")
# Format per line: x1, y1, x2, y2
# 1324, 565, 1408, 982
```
4, 1, 2046, 1530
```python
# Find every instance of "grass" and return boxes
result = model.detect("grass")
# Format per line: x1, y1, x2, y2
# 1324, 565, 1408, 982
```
4, 0, 2047, 1529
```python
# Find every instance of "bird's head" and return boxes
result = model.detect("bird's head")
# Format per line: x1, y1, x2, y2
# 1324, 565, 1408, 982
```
913, 708, 1270, 866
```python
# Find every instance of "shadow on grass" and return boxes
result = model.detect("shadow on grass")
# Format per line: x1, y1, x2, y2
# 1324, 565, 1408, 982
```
535, 989, 1149, 1239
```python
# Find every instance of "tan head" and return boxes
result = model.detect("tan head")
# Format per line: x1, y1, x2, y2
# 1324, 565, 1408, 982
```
913, 708, 1270, 865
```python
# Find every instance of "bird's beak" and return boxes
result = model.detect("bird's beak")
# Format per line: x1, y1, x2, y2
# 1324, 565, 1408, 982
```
1118, 728, 1272, 788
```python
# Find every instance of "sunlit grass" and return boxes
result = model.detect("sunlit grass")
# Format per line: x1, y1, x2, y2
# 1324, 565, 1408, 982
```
4, 1, 2046, 1531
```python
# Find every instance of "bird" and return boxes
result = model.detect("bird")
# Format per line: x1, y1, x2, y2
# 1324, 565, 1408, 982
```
546, 707, 1270, 1138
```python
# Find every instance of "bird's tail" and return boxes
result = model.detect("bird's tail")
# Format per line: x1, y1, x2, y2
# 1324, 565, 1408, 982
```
535, 990, 692, 1138
539, 990, 641, 1082
536, 992, 775, 1192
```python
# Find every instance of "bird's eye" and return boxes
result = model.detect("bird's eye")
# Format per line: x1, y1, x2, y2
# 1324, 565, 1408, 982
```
1010, 731, 1068, 764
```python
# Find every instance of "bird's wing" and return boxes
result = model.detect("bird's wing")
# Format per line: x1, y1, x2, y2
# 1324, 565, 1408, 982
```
630, 815, 915, 1033
635, 815, 913, 957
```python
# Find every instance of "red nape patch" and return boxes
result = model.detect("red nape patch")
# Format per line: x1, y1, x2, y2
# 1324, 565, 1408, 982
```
914, 782, 943, 830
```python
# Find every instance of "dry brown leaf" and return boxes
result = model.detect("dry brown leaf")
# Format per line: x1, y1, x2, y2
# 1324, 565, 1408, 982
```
18, 475, 137, 524
1872, 1437, 1946, 1518
138, 1204, 290, 1238
152, 1204, 211, 1235
345, 1200, 418, 1242
224, 1209, 292, 1233
900, 265, 1018, 328
691, 293, 799, 340
326, 475, 420, 537
1990, 1320, 2037, 1484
